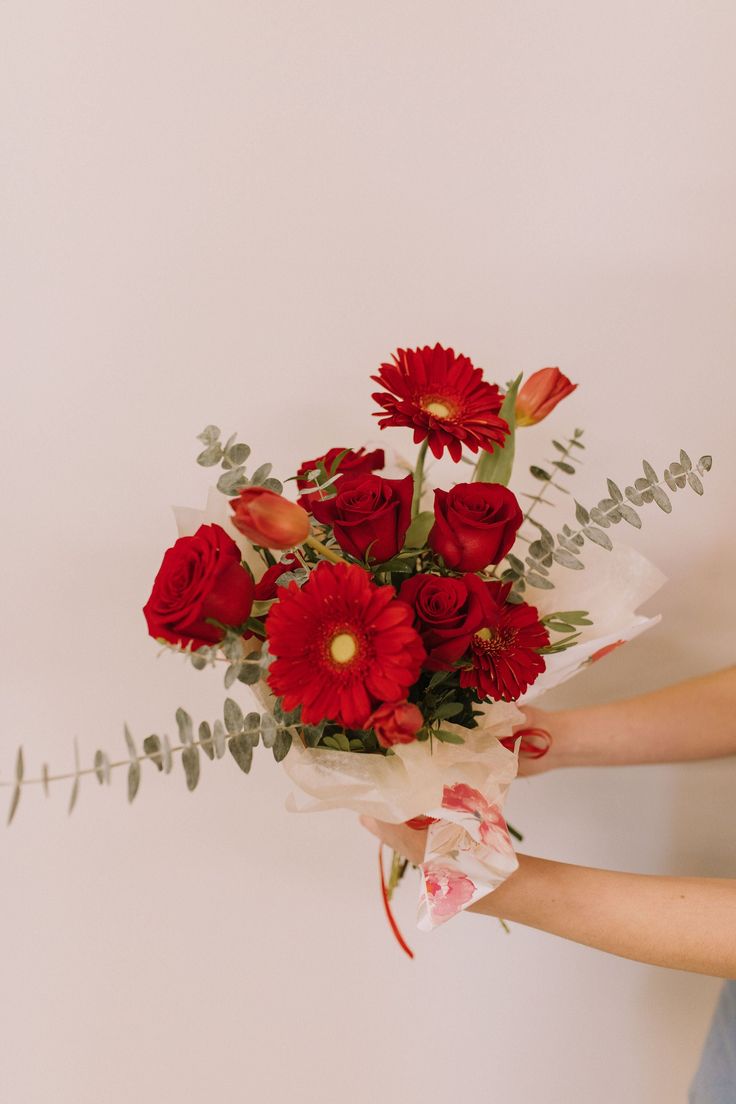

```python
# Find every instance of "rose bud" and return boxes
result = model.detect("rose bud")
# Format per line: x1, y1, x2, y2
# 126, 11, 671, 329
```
515, 367, 577, 427
230, 487, 310, 550
429, 483, 522, 572
143, 524, 255, 649
252, 552, 301, 601
296, 446, 385, 509
367, 700, 424, 748
310, 471, 413, 563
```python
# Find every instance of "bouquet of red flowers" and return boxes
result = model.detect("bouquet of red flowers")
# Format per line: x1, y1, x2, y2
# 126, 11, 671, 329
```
6, 345, 712, 951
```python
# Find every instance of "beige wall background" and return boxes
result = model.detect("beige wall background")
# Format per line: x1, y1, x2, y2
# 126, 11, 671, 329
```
2, 3, 735, 1101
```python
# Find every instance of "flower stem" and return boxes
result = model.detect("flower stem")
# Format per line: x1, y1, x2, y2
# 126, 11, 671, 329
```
411, 439, 429, 518
304, 534, 347, 564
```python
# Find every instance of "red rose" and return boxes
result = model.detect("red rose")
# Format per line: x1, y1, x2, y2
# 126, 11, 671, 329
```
230, 487, 311, 550
296, 446, 385, 509
429, 483, 522, 572
366, 700, 424, 748
143, 524, 255, 649
399, 572, 493, 670
310, 472, 413, 563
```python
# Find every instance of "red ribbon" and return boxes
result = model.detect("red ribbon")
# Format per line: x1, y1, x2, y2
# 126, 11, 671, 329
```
378, 845, 414, 960
500, 726, 552, 759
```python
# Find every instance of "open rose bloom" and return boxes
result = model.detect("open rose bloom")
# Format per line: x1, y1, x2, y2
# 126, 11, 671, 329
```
130, 343, 709, 942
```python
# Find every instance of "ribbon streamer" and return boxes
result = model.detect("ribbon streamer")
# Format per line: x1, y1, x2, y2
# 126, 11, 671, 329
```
378, 845, 414, 960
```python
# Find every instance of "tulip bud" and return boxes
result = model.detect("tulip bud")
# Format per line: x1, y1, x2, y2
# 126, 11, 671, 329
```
230, 487, 311, 550
515, 367, 577, 427
367, 700, 424, 748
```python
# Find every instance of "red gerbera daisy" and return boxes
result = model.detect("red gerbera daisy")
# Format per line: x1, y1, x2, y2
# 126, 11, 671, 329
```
371, 343, 509, 463
266, 561, 426, 728
459, 582, 549, 701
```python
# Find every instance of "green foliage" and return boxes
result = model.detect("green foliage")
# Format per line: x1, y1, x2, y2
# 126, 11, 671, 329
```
506, 449, 713, 592
472, 374, 521, 486
195, 425, 283, 498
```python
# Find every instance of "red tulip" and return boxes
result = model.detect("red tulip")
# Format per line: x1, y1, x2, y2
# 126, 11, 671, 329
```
230, 487, 310, 549
515, 367, 577, 426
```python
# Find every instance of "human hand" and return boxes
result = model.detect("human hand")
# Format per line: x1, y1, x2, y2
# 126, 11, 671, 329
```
512, 705, 559, 776
359, 815, 427, 865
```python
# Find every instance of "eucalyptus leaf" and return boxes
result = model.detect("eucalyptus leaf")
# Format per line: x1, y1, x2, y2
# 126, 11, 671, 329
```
182, 745, 200, 791
260, 714, 277, 749
697, 455, 712, 474
228, 734, 253, 774
196, 443, 223, 467
42, 763, 50, 797
606, 479, 623, 503
687, 471, 704, 495
434, 729, 465, 745
213, 719, 227, 759
582, 526, 613, 550
262, 478, 284, 493
7, 785, 21, 825
68, 775, 80, 815
526, 572, 555, 588
224, 697, 244, 735
176, 708, 193, 746
94, 749, 111, 784
15, 746, 24, 783
161, 734, 173, 774
250, 462, 273, 485
124, 724, 136, 759
574, 501, 590, 526
650, 485, 672, 512
589, 507, 611, 529
272, 730, 292, 763
625, 485, 644, 506
679, 449, 692, 471
199, 721, 215, 760
236, 663, 262, 686
226, 443, 251, 465
642, 460, 658, 484
553, 460, 576, 475
530, 466, 551, 482
617, 503, 642, 528
128, 760, 141, 803
224, 664, 238, 689
143, 735, 163, 771
553, 548, 584, 570
197, 425, 221, 445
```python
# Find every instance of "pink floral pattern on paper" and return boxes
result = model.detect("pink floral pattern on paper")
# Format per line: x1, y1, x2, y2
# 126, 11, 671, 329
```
424, 865, 476, 920
441, 782, 513, 852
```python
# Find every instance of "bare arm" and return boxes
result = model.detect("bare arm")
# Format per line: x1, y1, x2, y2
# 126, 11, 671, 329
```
361, 818, 736, 979
522, 665, 736, 774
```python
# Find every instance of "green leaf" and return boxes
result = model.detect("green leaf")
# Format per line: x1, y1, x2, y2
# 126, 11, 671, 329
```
228, 734, 253, 774
650, 485, 672, 512
237, 662, 262, 686
250, 462, 273, 485
143, 735, 164, 771
589, 507, 611, 529
124, 724, 136, 759
553, 460, 576, 475
687, 471, 704, 495
213, 720, 227, 759
161, 734, 173, 774
697, 455, 712, 474
530, 466, 551, 481
618, 503, 642, 528
226, 442, 251, 466
679, 449, 692, 471
434, 729, 465, 744
128, 760, 141, 803
176, 708, 193, 746
42, 764, 50, 797
197, 425, 221, 445
198, 722, 215, 760
217, 468, 248, 496
404, 510, 435, 548
262, 478, 284, 493
472, 374, 521, 487
68, 773, 80, 815
94, 749, 111, 783
526, 572, 555, 588
553, 548, 584, 570
606, 479, 623, 503
433, 701, 463, 720
260, 714, 277, 749
574, 501, 590, 526
196, 443, 223, 467
625, 485, 644, 506
272, 730, 292, 763
224, 698, 244, 735
642, 460, 658, 484
182, 745, 200, 791
583, 526, 613, 550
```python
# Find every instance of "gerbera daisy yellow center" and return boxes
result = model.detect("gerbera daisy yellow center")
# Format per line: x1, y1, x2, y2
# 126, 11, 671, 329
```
329, 632, 359, 664
423, 399, 452, 418
474, 626, 518, 657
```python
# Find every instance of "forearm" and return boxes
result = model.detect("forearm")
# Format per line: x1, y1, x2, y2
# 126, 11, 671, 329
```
541, 666, 736, 769
470, 854, 736, 978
